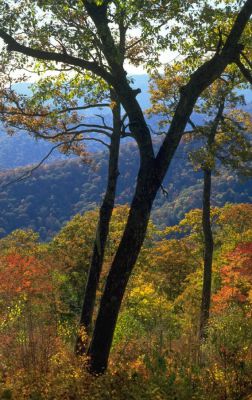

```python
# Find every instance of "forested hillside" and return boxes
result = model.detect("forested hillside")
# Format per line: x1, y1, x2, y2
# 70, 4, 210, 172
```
0, 139, 251, 240
0, 204, 252, 399
0, 0, 252, 399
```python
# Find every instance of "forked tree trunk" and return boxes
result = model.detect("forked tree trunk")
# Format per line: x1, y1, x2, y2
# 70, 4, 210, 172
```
82, 0, 251, 373
87, 163, 158, 373
199, 168, 213, 340
85, 99, 227, 374
75, 99, 121, 355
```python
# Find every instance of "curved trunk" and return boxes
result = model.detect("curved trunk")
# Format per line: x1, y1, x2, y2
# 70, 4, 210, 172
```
75, 100, 121, 355
199, 168, 214, 340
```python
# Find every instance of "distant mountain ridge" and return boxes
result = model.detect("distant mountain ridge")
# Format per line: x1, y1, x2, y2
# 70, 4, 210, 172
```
0, 140, 251, 240
0, 75, 251, 239
0, 74, 251, 171
0, 75, 150, 170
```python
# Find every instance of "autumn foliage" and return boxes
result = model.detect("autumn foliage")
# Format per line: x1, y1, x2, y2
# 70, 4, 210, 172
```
0, 205, 251, 399
0, 253, 52, 296
213, 242, 252, 312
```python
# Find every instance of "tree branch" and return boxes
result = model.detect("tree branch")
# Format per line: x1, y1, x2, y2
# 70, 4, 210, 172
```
0, 141, 68, 188
0, 29, 114, 84
241, 51, 252, 69
188, 118, 198, 131
81, 137, 110, 148
0, 103, 111, 118
236, 56, 252, 85
64, 123, 113, 135
155, 0, 252, 181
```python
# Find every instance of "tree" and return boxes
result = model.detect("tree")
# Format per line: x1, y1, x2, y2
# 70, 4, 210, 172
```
0, 236, 61, 372
0, 67, 123, 349
213, 242, 252, 311
197, 81, 251, 339
218, 203, 252, 250
70, 92, 122, 353
0, 0, 252, 373
149, 68, 252, 338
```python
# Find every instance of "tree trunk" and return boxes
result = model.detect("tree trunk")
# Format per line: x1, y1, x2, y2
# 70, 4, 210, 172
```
75, 99, 121, 355
199, 168, 214, 340
80, 1, 250, 372
87, 163, 158, 374
199, 100, 225, 340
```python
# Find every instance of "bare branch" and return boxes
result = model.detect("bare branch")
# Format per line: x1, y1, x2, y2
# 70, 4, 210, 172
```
160, 184, 168, 197
0, 103, 111, 118
64, 123, 113, 135
94, 114, 112, 130
0, 142, 67, 188
81, 137, 110, 148
188, 118, 198, 131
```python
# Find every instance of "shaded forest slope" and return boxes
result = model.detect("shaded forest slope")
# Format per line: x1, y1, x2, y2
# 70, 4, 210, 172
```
0, 140, 251, 240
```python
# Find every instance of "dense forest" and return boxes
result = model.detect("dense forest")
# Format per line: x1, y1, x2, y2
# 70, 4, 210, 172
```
0, 0, 252, 399
0, 140, 251, 240
0, 204, 251, 399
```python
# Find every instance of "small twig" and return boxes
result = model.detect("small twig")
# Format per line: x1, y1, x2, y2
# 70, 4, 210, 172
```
65, 122, 113, 134
0, 103, 111, 118
188, 118, 197, 131
94, 114, 112, 129
1, 142, 67, 188
160, 184, 169, 197
81, 137, 110, 148
121, 112, 128, 125
125, 38, 143, 52
147, 124, 164, 136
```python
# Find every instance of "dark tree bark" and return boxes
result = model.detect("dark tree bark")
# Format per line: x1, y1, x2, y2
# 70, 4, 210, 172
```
87, 160, 158, 373
199, 101, 225, 340
75, 96, 121, 354
199, 167, 214, 340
